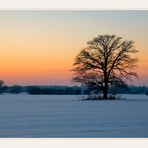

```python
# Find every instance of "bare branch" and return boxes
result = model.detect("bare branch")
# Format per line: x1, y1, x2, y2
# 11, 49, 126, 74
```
72, 34, 138, 99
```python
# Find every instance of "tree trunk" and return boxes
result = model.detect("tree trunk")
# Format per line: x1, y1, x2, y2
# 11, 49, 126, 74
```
103, 83, 108, 99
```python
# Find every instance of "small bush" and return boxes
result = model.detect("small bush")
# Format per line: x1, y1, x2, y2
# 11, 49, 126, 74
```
81, 94, 125, 101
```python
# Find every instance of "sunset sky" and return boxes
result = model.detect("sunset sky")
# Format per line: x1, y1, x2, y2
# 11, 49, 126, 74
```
0, 11, 148, 86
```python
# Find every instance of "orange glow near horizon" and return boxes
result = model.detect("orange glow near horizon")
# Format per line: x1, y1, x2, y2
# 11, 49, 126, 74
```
0, 51, 74, 85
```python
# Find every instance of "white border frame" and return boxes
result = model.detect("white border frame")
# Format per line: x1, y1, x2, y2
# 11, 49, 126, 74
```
0, 0, 148, 147
0, 0, 147, 9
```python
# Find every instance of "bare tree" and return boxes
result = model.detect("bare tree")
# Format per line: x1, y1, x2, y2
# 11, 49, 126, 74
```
0, 80, 7, 94
72, 35, 138, 99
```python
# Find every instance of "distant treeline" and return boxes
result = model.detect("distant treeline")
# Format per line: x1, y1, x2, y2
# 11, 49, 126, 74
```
27, 86, 82, 95
0, 80, 148, 95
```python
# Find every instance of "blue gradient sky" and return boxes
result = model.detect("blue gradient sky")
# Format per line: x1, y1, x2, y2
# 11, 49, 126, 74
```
0, 11, 148, 85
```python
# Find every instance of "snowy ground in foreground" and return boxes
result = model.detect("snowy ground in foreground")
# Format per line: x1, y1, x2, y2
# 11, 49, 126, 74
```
0, 94, 148, 138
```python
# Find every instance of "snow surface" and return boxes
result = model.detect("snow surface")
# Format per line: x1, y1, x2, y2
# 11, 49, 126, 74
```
0, 94, 148, 138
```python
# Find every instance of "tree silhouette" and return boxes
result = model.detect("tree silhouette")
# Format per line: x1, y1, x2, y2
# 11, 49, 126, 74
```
10, 85, 22, 94
0, 80, 7, 94
72, 35, 138, 99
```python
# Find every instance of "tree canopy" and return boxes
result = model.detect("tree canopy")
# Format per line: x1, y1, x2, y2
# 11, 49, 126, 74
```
72, 34, 138, 99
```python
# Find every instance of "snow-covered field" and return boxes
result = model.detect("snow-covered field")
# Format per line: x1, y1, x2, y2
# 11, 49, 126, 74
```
0, 94, 148, 137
